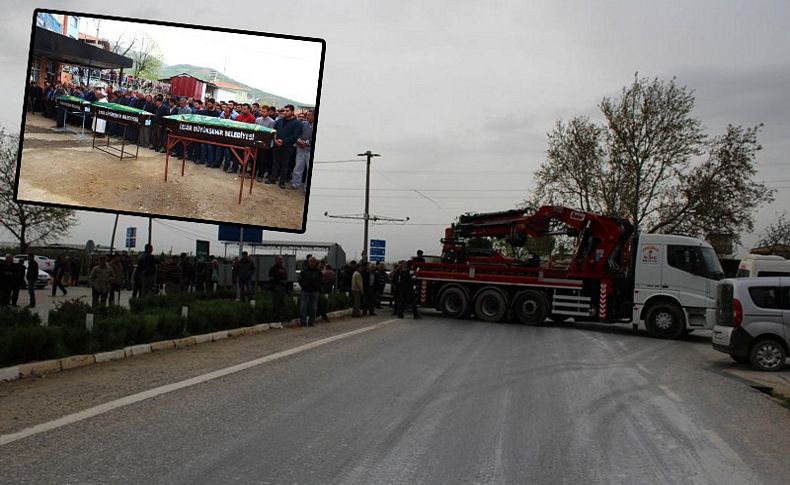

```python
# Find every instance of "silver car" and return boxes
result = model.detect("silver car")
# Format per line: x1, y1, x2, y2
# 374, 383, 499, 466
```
712, 277, 788, 371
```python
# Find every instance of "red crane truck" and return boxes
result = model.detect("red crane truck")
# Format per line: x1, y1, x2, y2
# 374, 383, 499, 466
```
413, 205, 725, 339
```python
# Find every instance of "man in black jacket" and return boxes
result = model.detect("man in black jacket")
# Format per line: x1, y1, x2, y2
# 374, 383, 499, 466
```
237, 252, 255, 302
395, 260, 420, 319
25, 254, 39, 308
137, 244, 158, 296
269, 255, 288, 328
269, 105, 303, 189
362, 262, 377, 316
298, 256, 322, 326
0, 255, 16, 306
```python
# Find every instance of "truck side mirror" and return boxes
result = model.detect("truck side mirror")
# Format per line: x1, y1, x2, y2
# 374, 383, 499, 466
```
710, 270, 725, 281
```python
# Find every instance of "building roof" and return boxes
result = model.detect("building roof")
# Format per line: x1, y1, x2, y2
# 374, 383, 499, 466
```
214, 80, 248, 91
165, 72, 215, 85
33, 26, 133, 70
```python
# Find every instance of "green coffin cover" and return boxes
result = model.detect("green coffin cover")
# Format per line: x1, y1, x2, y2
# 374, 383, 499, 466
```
92, 101, 153, 116
164, 114, 276, 133
57, 95, 90, 104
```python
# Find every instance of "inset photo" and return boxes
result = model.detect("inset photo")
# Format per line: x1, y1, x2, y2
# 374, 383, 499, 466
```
16, 10, 324, 232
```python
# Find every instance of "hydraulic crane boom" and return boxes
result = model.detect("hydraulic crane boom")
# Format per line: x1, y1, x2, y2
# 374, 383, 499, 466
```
441, 205, 634, 278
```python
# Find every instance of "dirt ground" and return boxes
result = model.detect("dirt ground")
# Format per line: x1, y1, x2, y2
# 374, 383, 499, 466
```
16, 113, 305, 229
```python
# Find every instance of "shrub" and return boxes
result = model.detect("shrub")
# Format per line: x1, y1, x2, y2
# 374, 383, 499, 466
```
129, 290, 237, 314
187, 300, 255, 334
155, 313, 186, 340
0, 306, 42, 328
92, 318, 131, 352
48, 297, 92, 328
0, 326, 65, 366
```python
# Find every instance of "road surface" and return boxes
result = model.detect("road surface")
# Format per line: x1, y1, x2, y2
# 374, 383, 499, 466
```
2, 313, 789, 484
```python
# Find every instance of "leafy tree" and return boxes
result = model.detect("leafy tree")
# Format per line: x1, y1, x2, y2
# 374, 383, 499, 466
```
757, 212, 790, 248
130, 35, 164, 80
0, 130, 77, 253
531, 74, 773, 240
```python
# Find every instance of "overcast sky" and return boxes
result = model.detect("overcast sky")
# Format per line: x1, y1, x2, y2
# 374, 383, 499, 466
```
78, 16, 322, 104
2, 1, 789, 262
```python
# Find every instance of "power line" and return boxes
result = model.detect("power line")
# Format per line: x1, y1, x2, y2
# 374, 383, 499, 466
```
310, 187, 529, 192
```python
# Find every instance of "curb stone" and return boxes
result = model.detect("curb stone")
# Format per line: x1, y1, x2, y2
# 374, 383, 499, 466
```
18, 360, 61, 378
150, 340, 176, 352
0, 308, 355, 382
0, 366, 20, 382
94, 349, 125, 363
124, 344, 152, 357
59, 354, 96, 371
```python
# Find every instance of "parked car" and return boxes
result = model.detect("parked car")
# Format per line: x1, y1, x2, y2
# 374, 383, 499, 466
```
18, 260, 51, 289
712, 277, 789, 371
13, 254, 55, 273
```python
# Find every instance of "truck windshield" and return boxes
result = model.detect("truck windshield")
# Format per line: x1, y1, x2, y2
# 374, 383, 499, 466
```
701, 247, 724, 279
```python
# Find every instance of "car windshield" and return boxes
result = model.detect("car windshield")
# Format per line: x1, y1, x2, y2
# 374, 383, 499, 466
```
701, 247, 724, 278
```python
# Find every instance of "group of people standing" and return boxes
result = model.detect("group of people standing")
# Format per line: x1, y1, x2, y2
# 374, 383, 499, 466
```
32, 79, 316, 193
344, 250, 425, 319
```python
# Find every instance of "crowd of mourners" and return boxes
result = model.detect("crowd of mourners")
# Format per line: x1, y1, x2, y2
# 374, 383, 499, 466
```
0, 245, 427, 325
27, 79, 315, 192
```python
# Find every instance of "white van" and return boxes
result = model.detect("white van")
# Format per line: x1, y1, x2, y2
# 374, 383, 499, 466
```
736, 254, 790, 278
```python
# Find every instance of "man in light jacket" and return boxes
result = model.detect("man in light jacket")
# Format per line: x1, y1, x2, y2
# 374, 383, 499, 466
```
351, 262, 365, 317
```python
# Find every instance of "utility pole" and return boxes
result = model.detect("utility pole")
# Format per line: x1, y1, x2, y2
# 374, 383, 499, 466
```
358, 150, 380, 260
148, 217, 153, 246
324, 151, 409, 258
109, 214, 119, 254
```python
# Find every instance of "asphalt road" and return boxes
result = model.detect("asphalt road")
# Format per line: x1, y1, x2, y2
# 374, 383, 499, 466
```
2, 313, 789, 484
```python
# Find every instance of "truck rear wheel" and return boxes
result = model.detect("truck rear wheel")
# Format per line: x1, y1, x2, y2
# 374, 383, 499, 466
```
438, 287, 469, 319
645, 302, 685, 339
474, 288, 508, 323
513, 291, 547, 325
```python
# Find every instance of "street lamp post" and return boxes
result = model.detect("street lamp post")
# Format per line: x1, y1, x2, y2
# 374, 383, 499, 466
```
357, 150, 380, 261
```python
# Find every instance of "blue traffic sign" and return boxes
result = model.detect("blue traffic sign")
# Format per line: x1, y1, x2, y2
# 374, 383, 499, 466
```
369, 254, 385, 262
370, 239, 386, 248
369, 247, 386, 256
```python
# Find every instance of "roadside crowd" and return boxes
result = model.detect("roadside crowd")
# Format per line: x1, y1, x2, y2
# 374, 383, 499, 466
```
28, 79, 315, 192
0, 246, 427, 326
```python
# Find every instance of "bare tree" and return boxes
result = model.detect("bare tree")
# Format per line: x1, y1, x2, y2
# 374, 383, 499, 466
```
0, 131, 77, 253
110, 33, 137, 57
531, 74, 771, 241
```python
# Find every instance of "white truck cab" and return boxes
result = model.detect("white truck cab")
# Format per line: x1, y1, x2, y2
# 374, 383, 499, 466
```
736, 254, 790, 278
632, 234, 724, 338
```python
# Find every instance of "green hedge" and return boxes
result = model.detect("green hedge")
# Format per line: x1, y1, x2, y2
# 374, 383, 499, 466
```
128, 290, 237, 313
0, 292, 351, 366
0, 306, 43, 328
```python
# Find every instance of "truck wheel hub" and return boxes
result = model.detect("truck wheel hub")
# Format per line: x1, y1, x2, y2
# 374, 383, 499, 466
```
655, 311, 673, 330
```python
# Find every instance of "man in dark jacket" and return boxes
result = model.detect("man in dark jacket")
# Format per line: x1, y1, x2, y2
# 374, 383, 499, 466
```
136, 244, 158, 296
269, 255, 288, 327
298, 256, 322, 326
395, 261, 420, 319
0, 255, 16, 306
51, 255, 68, 297
268, 104, 303, 189
362, 262, 377, 316
25, 254, 39, 308
237, 252, 255, 302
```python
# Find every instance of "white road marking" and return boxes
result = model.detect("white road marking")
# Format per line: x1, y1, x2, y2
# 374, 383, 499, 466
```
636, 363, 653, 375
0, 319, 397, 447
659, 385, 683, 403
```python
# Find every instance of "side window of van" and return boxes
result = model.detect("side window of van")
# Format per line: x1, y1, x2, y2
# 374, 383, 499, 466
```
748, 286, 781, 309
736, 269, 750, 277
757, 271, 790, 277
667, 245, 707, 277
